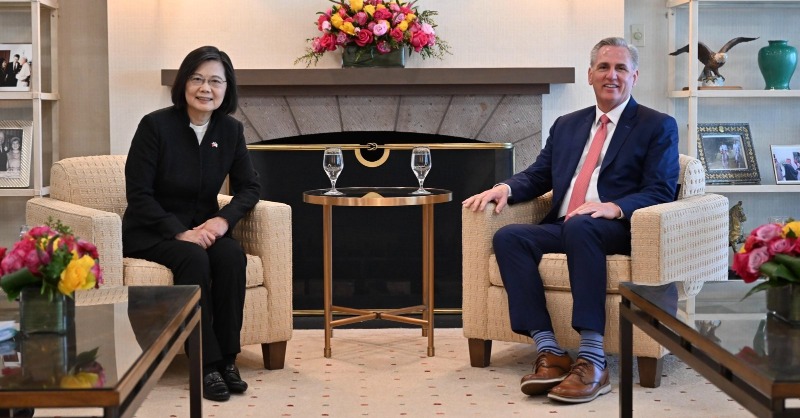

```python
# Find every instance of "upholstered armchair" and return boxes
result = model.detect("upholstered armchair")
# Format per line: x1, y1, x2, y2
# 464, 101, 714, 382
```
462, 154, 729, 387
26, 155, 293, 369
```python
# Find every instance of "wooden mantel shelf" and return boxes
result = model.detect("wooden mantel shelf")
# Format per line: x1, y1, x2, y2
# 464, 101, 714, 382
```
161, 68, 575, 96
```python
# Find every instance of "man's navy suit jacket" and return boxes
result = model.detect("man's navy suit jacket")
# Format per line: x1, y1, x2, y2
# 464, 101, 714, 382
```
504, 97, 680, 223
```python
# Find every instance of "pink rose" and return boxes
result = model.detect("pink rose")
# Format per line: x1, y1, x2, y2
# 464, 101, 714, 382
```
733, 246, 771, 283
410, 31, 429, 52
0, 247, 6, 275
76, 239, 99, 259
312, 38, 325, 53
319, 33, 338, 51
355, 29, 374, 47
376, 41, 392, 54
389, 3, 400, 12
317, 15, 329, 31
753, 223, 783, 243
400, 6, 412, 14
338, 7, 348, 18
393, 13, 405, 26
390, 27, 404, 42
336, 32, 350, 46
354, 12, 368, 26
768, 238, 794, 255
374, 8, 392, 20
372, 21, 389, 36
421, 23, 435, 35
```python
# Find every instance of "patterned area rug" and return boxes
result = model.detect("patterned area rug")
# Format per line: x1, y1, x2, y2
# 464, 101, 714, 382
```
40, 328, 753, 417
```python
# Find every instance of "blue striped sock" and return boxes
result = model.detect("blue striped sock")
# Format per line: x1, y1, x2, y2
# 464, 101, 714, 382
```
530, 330, 566, 356
578, 330, 606, 370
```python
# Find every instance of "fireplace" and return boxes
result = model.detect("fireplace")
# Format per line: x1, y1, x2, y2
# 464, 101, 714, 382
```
161, 67, 575, 321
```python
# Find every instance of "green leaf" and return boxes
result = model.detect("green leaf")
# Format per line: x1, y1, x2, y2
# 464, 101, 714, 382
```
759, 260, 800, 283
0, 268, 41, 301
774, 254, 800, 279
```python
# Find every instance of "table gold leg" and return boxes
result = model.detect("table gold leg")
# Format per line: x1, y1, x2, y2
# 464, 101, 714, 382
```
323, 204, 333, 358
423, 204, 435, 357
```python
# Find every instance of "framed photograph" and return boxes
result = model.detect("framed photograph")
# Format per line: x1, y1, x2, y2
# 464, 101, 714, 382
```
770, 144, 800, 184
0, 44, 33, 92
0, 120, 33, 188
696, 123, 760, 184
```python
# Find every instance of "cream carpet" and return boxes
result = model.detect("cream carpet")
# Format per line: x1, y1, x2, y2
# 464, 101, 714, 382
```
39, 328, 753, 417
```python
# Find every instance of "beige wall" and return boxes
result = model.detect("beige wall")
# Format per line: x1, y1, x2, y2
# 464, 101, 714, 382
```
59, 0, 110, 158
106, 0, 624, 155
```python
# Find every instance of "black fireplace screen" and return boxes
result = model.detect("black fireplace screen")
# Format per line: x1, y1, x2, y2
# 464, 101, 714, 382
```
248, 132, 513, 314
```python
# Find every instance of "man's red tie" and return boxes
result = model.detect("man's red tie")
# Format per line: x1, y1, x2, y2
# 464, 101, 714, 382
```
566, 114, 610, 214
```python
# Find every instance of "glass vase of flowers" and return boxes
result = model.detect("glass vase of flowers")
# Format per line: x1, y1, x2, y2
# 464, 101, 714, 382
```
732, 219, 800, 324
0, 220, 103, 334
295, 0, 450, 68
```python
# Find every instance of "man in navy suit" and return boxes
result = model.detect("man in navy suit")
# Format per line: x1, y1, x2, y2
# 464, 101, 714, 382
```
463, 37, 679, 404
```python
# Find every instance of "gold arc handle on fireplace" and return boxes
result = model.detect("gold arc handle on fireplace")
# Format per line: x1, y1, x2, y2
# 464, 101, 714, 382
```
354, 143, 391, 168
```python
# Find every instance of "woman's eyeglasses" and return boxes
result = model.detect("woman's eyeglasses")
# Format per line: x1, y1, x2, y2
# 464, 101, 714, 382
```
188, 75, 226, 88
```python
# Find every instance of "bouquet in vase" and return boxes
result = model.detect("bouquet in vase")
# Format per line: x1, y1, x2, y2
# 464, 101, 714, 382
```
295, 0, 450, 67
732, 219, 800, 299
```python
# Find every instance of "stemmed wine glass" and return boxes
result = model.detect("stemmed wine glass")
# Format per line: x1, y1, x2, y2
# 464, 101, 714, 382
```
322, 147, 344, 195
410, 147, 432, 195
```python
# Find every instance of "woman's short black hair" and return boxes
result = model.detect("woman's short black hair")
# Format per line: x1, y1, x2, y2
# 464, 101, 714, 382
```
170, 46, 238, 115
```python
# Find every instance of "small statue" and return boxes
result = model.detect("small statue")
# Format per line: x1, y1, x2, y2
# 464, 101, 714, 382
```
729, 200, 747, 252
670, 37, 759, 86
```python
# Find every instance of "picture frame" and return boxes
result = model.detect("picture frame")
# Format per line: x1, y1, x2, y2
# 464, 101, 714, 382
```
770, 144, 800, 185
0, 44, 33, 92
0, 120, 33, 188
696, 123, 760, 184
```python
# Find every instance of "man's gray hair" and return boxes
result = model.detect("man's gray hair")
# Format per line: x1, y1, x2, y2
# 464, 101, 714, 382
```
590, 37, 639, 70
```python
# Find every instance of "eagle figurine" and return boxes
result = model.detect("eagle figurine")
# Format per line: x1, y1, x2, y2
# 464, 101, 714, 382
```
669, 37, 759, 82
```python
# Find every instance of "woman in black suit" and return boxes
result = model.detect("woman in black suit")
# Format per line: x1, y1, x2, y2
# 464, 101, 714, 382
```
122, 46, 260, 402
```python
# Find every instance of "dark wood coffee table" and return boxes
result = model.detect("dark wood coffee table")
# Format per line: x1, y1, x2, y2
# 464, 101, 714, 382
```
620, 280, 800, 417
0, 285, 201, 418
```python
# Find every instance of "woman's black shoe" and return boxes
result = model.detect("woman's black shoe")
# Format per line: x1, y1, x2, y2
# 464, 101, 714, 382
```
203, 371, 230, 402
220, 364, 248, 393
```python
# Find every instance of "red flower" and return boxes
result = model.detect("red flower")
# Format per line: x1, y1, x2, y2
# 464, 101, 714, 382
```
355, 29, 373, 47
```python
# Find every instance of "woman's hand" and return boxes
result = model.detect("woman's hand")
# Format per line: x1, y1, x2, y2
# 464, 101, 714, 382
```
195, 216, 229, 239
176, 228, 216, 249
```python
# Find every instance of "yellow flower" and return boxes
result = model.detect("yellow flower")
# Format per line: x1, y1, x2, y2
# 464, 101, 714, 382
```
376, 4, 386, 10
341, 22, 356, 36
60, 372, 99, 389
58, 254, 96, 295
350, 0, 364, 12
330, 14, 344, 29
364, 4, 375, 16
397, 20, 409, 31
405, 13, 416, 22
784, 221, 800, 238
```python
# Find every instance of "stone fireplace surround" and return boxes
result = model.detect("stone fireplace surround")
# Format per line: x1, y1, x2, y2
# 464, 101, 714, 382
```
162, 68, 575, 317
161, 68, 575, 170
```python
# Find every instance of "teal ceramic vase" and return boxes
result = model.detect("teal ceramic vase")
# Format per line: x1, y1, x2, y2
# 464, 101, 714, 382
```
342, 46, 407, 68
757, 40, 798, 90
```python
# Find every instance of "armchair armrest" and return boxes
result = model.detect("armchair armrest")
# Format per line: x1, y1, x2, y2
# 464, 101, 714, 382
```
218, 194, 293, 339
26, 197, 124, 287
630, 193, 729, 299
462, 192, 551, 336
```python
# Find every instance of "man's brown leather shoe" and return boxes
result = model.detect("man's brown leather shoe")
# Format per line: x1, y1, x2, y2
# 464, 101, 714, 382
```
547, 358, 611, 403
519, 351, 574, 396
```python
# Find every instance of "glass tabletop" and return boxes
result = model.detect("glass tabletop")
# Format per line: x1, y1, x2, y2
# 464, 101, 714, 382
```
303, 187, 452, 207
622, 280, 800, 382
0, 285, 198, 392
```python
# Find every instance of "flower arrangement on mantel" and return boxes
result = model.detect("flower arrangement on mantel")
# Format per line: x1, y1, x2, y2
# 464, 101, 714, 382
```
0, 219, 103, 301
295, 0, 451, 67
732, 218, 800, 298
